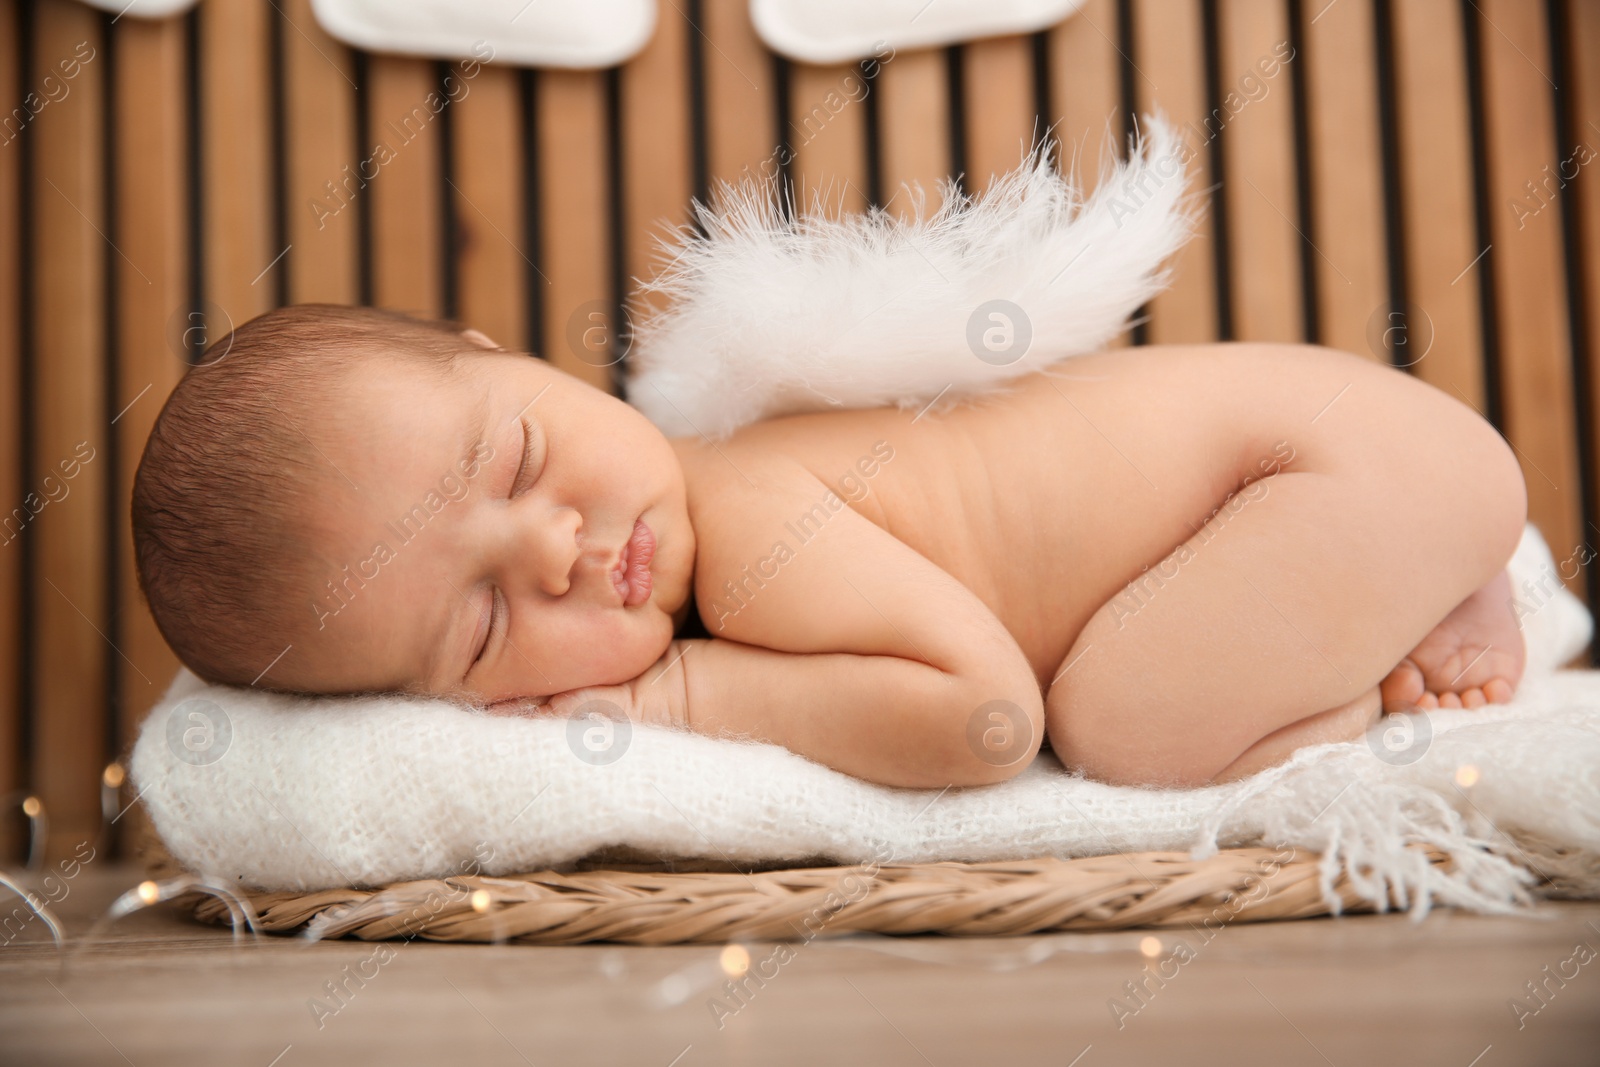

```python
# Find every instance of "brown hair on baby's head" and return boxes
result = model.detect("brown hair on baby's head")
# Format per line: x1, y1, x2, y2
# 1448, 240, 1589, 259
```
132, 303, 486, 687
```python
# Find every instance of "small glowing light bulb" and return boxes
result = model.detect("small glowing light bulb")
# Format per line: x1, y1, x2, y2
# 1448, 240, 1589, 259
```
103, 763, 126, 788
137, 880, 160, 905
1455, 764, 1480, 788
1138, 936, 1162, 958
470, 889, 492, 913
719, 944, 751, 976
21, 796, 41, 818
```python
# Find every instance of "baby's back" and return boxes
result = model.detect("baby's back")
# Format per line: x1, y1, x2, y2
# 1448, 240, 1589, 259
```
676, 342, 1308, 688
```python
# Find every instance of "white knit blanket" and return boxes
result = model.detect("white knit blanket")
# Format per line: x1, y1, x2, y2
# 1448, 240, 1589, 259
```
130, 521, 1599, 915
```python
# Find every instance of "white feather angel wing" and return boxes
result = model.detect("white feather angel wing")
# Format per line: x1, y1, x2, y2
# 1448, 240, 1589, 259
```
623, 112, 1204, 441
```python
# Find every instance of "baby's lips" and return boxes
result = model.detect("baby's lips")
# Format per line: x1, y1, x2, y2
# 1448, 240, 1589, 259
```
620, 519, 656, 606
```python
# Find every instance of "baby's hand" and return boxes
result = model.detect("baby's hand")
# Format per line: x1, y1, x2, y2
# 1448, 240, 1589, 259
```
487, 642, 693, 730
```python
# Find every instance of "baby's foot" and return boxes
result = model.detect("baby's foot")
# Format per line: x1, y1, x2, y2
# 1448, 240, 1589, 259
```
1379, 568, 1526, 712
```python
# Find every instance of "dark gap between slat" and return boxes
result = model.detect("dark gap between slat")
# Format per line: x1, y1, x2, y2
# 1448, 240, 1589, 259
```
436, 60, 458, 322
945, 45, 967, 197
15, 0, 38, 833
1201, 0, 1234, 340
1286, 0, 1318, 345
519, 69, 545, 360
605, 66, 626, 396
860, 56, 883, 210
1116, 0, 1136, 152
772, 52, 794, 222
684, 0, 710, 230
98, 11, 121, 841
1459, 0, 1503, 432
1372, 0, 1413, 371
269, 2, 287, 308
184, 4, 204, 358
1031, 30, 1052, 155
1545, 0, 1598, 658
1117, 0, 1149, 346
353, 50, 373, 307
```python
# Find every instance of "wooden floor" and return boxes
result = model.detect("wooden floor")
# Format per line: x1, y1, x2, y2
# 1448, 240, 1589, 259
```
1, 864, 1597, 1066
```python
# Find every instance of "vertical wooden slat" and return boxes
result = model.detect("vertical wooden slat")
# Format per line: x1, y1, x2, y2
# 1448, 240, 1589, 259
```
0, 0, 21, 860
1047, 0, 1130, 348
1047, 0, 1124, 182
1391, 0, 1485, 409
33, 0, 107, 859
964, 36, 1036, 193
788, 61, 869, 217
367, 56, 443, 317
1133, 0, 1219, 343
537, 70, 611, 389
1479, 0, 1581, 576
702, 0, 776, 190
201, 0, 276, 327
282, 0, 357, 305
1301, 0, 1388, 358
621, 1, 693, 329
1217, 0, 1302, 342
111, 14, 186, 809
452, 65, 526, 349
877, 47, 949, 222
1573, 0, 1600, 571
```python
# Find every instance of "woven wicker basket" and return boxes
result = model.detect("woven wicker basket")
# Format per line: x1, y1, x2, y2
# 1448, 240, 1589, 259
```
139, 828, 1462, 945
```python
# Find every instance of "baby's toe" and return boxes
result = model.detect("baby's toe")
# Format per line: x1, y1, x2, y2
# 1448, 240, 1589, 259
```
1483, 677, 1516, 704
1416, 691, 1440, 710
1438, 690, 1463, 709
1460, 687, 1487, 709
1380, 657, 1427, 713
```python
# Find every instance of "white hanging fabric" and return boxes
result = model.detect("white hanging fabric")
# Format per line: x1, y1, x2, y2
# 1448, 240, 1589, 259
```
751, 0, 1087, 64
308, 0, 657, 68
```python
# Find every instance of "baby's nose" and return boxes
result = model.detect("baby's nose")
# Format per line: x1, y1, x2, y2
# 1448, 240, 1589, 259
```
524, 506, 582, 597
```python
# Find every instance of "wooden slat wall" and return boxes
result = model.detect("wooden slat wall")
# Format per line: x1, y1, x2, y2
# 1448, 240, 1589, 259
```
620, 1, 692, 333
964, 36, 1037, 194
788, 61, 869, 218
1391, 0, 1486, 411
1478, 0, 1583, 576
32, 0, 107, 857
367, 56, 444, 318
111, 11, 188, 852
1133, 0, 1219, 344
535, 71, 610, 387
1048, 0, 1127, 348
1217, 0, 1302, 342
4, 0, 1599, 862
452, 64, 527, 348
282, 0, 358, 305
702, 0, 775, 191
877, 46, 949, 221
0, 0, 21, 859
1302, 0, 1389, 357
201, 0, 276, 329
1575, 0, 1600, 578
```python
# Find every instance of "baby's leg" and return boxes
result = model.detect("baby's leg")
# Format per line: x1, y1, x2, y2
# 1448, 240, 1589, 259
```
1217, 563, 1526, 782
1046, 455, 1524, 788
1210, 685, 1382, 783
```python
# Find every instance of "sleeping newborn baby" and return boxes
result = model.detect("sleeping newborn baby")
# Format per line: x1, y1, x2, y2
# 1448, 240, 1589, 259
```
132, 304, 1530, 790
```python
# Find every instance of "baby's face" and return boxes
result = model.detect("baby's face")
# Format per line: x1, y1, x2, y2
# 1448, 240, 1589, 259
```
281, 345, 696, 704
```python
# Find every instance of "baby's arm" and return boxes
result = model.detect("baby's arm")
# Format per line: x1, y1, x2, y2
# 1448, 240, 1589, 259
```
662, 442, 1044, 789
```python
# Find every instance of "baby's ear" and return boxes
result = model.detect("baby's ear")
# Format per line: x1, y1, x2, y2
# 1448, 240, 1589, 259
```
460, 328, 500, 351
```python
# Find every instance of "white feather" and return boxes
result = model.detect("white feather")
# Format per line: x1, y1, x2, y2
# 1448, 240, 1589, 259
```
625, 111, 1203, 440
